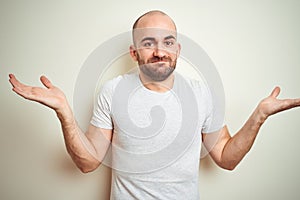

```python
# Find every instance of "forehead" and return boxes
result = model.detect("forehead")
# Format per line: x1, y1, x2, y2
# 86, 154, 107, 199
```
133, 28, 177, 42
133, 13, 177, 42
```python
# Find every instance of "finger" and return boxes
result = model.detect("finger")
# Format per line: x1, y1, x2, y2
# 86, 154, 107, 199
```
9, 73, 17, 86
9, 74, 37, 99
8, 73, 14, 79
9, 77, 29, 97
270, 86, 281, 98
40, 75, 53, 89
9, 74, 25, 88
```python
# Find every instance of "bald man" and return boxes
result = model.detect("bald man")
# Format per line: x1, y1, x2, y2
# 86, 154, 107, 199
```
9, 10, 300, 200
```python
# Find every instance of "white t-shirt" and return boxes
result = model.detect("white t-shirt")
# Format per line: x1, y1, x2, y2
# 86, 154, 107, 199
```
91, 71, 223, 200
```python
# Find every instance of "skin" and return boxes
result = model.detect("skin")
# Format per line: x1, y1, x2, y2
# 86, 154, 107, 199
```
9, 11, 300, 173
130, 12, 180, 91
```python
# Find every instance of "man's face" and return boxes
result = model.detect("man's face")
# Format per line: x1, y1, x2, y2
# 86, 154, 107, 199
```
132, 28, 180, 82
130, 12, 181, 82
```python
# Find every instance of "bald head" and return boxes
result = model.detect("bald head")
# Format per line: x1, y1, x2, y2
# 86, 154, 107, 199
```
129, 11, 181, 82
132, 10, 177, 31
132, 10, 177, 46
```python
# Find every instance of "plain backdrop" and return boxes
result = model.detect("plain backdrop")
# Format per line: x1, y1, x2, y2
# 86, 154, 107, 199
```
1, 0, 300, 200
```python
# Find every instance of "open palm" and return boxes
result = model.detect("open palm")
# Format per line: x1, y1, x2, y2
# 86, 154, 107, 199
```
259, 87, 300, 119
9, 74, 67, 112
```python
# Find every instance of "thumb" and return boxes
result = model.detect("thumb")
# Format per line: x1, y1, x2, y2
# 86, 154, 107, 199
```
40, 75, 53, 89
270, 86, 281, 98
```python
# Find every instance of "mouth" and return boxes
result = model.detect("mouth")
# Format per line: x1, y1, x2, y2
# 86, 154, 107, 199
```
148, 62, 169, 68
152, 61, 168, 64
149, 57, 171, 64
150, 59, 170, 65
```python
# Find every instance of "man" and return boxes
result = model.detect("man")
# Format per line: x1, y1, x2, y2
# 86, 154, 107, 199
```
9, 10, 300, 199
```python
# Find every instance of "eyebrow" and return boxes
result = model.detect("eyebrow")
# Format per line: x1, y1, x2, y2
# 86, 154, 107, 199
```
164, 35, 176, 40
140, 35, 176, 43
141, 37, 156, 43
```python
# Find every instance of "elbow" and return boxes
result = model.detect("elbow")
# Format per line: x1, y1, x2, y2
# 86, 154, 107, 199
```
215, 154, 244, 171
80, 167, 96, 174
221, 164, 236, 171
67, 151, 102, 173
78, 164, 100, 174
77, 161, 101, 174
217, 161, 239, 171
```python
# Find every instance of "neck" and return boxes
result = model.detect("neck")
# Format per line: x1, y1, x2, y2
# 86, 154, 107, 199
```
139, 73, 175, 93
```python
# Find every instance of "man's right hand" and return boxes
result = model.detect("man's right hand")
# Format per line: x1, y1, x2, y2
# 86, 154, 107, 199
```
9, 74, 68, 113
9, 74, 112, 173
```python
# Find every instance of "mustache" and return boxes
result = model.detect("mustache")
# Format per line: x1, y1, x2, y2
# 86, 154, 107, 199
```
148, 56, 172, 63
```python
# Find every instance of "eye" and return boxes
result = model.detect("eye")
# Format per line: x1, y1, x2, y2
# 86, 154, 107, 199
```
142, 41, 155, 47
164, 40, 174, 47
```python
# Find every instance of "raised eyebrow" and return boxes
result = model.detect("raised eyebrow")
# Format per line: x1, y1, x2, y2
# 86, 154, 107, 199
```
164, 35, 176, 40
140, 37, 156, 43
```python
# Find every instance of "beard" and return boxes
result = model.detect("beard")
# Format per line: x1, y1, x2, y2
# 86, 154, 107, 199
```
137, 55, 177, 82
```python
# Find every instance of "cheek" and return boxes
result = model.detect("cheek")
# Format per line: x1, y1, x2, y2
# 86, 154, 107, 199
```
137, 50, 153, 60
169, 52, 179, 61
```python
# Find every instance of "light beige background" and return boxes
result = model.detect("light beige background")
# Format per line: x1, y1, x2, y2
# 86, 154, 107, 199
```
1, 0, 300, 200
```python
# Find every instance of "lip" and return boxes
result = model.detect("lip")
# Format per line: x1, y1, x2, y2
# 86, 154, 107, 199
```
151, 61, 168, 64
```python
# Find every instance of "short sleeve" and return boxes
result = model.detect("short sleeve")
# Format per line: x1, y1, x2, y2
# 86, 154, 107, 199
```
199, 83, 225, 134
90, 81, 114, 129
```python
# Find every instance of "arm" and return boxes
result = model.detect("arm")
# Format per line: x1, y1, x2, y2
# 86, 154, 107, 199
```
9, 74, 112, 173
202, 87, 300, 170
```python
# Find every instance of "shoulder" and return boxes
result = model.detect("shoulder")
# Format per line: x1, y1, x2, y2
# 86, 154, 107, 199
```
99, 71, 139, 96
176, 72, 211, 97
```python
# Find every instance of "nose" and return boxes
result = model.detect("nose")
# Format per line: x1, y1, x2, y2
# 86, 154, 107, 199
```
153, 44, 167, 58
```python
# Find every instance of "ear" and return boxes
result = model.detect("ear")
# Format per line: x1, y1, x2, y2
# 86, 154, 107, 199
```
129, 45, 138, 61
176, 43, 181, 57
